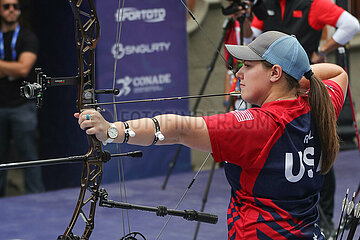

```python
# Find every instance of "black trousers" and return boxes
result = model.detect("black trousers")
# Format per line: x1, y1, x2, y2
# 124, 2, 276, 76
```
319, 167, 336, 227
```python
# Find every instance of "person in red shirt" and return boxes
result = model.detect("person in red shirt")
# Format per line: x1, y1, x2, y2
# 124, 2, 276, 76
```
222, 1, 253, 110
75, 31, 348, 239
250, 0, 359, 63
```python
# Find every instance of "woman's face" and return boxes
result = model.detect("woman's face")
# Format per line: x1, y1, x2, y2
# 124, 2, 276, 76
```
235, 60, 272, 106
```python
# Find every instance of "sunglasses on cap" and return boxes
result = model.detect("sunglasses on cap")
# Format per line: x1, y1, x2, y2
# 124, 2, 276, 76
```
2, 3, 20, 10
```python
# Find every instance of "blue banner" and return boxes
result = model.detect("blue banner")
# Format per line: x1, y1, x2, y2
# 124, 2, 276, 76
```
96, 0, 191, 183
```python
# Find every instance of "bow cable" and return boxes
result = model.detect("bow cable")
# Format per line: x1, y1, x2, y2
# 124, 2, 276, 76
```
112, 0, 132, 236
107, 1, 240, 238
178, 0, 234, 72
84, 91, 241, 107
155, 153, 212, 239
153, 2, 242, 237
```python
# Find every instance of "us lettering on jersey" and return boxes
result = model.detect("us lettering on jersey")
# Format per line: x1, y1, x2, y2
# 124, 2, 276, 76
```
284, 130, 319, 183
285, 147, 315, 183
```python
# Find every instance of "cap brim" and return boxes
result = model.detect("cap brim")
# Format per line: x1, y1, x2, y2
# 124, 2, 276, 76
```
225, 44, 264, 61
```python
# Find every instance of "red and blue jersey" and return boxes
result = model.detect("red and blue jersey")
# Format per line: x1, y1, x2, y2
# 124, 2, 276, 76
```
203, 80, 344, 239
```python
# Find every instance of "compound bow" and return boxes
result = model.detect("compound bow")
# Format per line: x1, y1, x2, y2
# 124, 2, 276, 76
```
20, 0, 140, 239
8, 0, 219, 239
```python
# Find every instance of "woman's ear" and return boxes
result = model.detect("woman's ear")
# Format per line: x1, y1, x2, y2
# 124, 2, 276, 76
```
269, 65, 283, 83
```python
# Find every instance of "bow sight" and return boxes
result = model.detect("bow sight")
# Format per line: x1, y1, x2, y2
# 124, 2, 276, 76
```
20, 68, 120, 108
222, 0, 248, 15
221, 0, 268, 20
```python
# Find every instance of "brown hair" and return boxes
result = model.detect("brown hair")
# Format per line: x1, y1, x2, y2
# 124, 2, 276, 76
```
308, 74, 339, 174
261, 61, 339, 174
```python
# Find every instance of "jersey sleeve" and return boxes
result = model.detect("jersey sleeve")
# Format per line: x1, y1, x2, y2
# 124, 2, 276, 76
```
202, 109, 277, 168
308, 0, 345, 30
323, 79, 345, 118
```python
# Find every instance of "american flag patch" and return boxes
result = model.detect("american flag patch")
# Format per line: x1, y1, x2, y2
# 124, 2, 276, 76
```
231, 110, 254, 122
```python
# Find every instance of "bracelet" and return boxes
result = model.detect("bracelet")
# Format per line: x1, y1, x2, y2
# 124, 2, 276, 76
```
317, 46, 327, 57
151, 117, 164, 144
122, 121, 135, 143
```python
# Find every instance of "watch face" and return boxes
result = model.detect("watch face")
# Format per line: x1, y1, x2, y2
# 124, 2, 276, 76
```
108, 127, 118, 139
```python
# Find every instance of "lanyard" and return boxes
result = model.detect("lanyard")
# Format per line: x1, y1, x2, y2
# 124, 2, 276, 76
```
0, 25, 20, 60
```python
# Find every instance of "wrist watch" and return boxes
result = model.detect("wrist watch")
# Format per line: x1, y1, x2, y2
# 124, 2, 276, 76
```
104, 123, 119, 144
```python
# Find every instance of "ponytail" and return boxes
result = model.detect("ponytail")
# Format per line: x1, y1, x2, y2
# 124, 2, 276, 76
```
308, 74, 339, 174
261, 61, 339, 174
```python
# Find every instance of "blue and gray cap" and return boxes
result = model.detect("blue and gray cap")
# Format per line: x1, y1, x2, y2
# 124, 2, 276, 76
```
225, 31, 312, 81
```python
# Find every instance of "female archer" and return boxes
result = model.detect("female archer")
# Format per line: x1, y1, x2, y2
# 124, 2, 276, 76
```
75, 31, 348, 239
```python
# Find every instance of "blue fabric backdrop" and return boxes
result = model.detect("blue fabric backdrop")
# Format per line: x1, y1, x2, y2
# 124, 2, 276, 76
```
96, 0, 191, 183
35, 0, 190, 190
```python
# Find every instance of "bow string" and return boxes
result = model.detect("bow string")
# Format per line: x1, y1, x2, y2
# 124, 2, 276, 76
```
111, 0, 133, 237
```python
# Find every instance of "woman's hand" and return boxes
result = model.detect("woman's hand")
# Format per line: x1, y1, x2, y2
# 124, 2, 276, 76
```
74, 109, 110, 142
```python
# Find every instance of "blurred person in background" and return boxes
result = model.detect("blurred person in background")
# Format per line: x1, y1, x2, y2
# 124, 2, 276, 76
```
0, 0, 44, 197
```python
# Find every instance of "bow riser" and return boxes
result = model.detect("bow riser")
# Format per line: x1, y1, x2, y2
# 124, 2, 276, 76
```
69, 0, 99, 110
59, 1, 102, 239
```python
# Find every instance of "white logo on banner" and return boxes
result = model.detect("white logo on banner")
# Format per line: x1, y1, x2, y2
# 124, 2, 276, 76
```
111, 42, 171, 60
116, 73, 172, 96
117, 77, 132, 96
115, 7, 166, 23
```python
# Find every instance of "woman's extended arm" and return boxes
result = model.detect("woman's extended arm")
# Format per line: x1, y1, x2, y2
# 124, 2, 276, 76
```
75, 111, 212, 153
